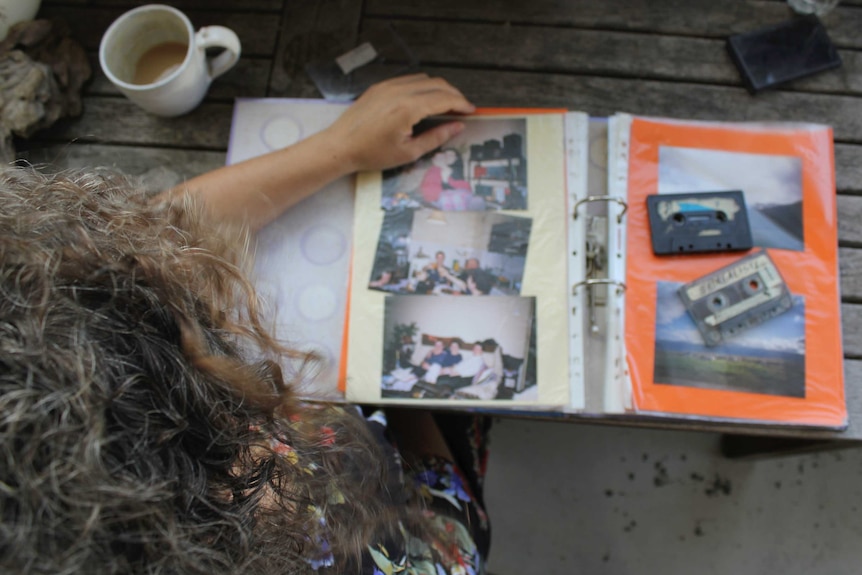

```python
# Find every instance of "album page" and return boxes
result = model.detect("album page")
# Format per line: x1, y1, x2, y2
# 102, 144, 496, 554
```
228, 98, 353, 399
620, 115, 845, 427
345, 110, 572, 407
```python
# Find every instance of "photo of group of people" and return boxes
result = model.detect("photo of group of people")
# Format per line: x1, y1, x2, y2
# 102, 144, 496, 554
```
369, 116, 538, 400
380, 296, 537, 401
381, 118, 528, 212
368, 208, 531, 296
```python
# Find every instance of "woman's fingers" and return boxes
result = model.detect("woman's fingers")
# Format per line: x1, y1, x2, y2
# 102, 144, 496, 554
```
405, 121, 464, 162
324, 75, 475, 172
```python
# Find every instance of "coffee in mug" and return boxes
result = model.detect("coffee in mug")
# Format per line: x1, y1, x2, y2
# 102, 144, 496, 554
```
99, 4, 241, 117
133, 41, 188, 85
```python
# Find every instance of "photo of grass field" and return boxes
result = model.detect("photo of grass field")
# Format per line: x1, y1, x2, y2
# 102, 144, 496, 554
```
653, 281, 805, 398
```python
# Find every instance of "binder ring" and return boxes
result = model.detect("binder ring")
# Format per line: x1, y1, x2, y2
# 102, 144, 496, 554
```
572, 278, 627, 296
572, 195, 628, 223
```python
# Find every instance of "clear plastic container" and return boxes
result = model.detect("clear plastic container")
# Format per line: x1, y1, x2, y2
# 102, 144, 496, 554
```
787, 0, 840, 16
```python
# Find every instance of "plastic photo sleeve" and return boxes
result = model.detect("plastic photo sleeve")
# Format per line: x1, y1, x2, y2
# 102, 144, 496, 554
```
622, 116, 845, 427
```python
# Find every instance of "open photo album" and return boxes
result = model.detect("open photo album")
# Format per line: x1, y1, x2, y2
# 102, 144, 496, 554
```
228, 99, 846, 429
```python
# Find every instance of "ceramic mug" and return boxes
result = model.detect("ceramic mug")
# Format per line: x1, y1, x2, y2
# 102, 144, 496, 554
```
0, 0, 42, 42
99, 4, 241, 117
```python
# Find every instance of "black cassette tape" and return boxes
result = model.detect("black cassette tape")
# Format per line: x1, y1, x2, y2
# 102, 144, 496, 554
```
678, 250, 793, 347
647, 191, 753, 255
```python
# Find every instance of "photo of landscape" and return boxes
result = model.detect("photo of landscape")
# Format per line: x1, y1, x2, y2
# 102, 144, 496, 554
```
658, 147, 803, 252
653, 281, 806, 398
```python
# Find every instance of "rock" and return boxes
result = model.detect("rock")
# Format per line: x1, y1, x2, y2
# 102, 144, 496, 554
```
0, 50, 55, 162
0, 19, 90, 162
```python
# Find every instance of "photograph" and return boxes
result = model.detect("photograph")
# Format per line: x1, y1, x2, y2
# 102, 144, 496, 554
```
368, 208, 532, 296
381, 117, 528, 211
379, 295, 536, 401
653, 281, 805, 398
658, 147, 804, 251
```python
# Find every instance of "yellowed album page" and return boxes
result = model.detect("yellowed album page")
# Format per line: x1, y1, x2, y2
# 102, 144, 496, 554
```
346, 113, 570, 407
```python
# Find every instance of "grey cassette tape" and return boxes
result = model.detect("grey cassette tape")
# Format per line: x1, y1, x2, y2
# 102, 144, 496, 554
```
678, 250, 793, 346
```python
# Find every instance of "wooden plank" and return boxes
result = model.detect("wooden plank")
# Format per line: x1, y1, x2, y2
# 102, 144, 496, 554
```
38, 6, 280, 57
52, 75, 862, 155
16, 143, 226, 192
42, 0, 282, 11
363, 18, 862, 95
269, 0, 362, 97
840, 248, 862, 301
45, 92, 862, 181
842, 304, 862, 358
32, 97, 233, 150
365, 0, 862, 49
84, 53, 271, 100
402, 66, 862, 143
838, 195, 862, 245
836, 144, 862, 193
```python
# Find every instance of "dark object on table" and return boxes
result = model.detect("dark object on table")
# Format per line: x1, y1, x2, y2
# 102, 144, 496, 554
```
0, 19, 91, 162
726, 15, 841, 94
646, 190, 753, 255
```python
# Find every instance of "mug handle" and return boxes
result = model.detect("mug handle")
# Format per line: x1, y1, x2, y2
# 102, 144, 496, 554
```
195, 26, 241, 80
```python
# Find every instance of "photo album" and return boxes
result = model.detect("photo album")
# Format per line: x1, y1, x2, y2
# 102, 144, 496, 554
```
228, 99, 846, 428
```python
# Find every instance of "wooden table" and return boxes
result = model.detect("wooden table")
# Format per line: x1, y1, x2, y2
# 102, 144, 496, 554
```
20, 0, 862, 454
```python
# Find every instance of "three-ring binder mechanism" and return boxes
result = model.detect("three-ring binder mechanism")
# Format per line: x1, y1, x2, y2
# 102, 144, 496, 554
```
566, 113, 631, 413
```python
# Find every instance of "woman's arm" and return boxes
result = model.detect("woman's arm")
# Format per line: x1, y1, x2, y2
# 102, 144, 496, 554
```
168, 75, 475, 231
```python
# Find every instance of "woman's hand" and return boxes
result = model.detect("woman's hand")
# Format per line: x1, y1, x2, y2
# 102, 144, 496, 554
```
174, 74, 473, 231
325, 74, 475, 173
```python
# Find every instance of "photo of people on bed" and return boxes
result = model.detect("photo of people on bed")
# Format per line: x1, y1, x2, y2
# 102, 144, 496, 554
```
380, 295, 537, 400
381, 117, 528, 211
368, 208, 532, 295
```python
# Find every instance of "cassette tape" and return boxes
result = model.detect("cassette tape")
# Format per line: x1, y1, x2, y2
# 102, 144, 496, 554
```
647, 191, 753, 255
678, 250, 793, 347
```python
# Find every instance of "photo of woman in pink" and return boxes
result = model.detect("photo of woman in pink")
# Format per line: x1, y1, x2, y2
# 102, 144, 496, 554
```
420, 148, 485, 211
380, 117, 528, 212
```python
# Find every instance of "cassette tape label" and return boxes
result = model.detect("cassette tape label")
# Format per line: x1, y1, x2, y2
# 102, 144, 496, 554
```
655, 197, 742, 223
683, 253, 780, 301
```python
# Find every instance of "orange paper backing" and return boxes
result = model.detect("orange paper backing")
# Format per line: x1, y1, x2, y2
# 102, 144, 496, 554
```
625, 118, 845, 426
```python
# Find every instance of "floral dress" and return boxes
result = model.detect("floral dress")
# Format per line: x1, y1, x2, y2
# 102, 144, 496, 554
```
359, 411, 491, 575
276, 409, 492, 575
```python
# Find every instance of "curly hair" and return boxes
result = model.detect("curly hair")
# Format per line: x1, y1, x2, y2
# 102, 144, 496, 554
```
0, 168, 403, 574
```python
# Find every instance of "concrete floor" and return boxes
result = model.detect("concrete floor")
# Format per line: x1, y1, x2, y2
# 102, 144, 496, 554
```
483, 419, 862, 575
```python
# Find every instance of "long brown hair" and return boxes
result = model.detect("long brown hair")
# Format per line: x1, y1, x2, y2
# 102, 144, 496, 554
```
0, 168, 401, 574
